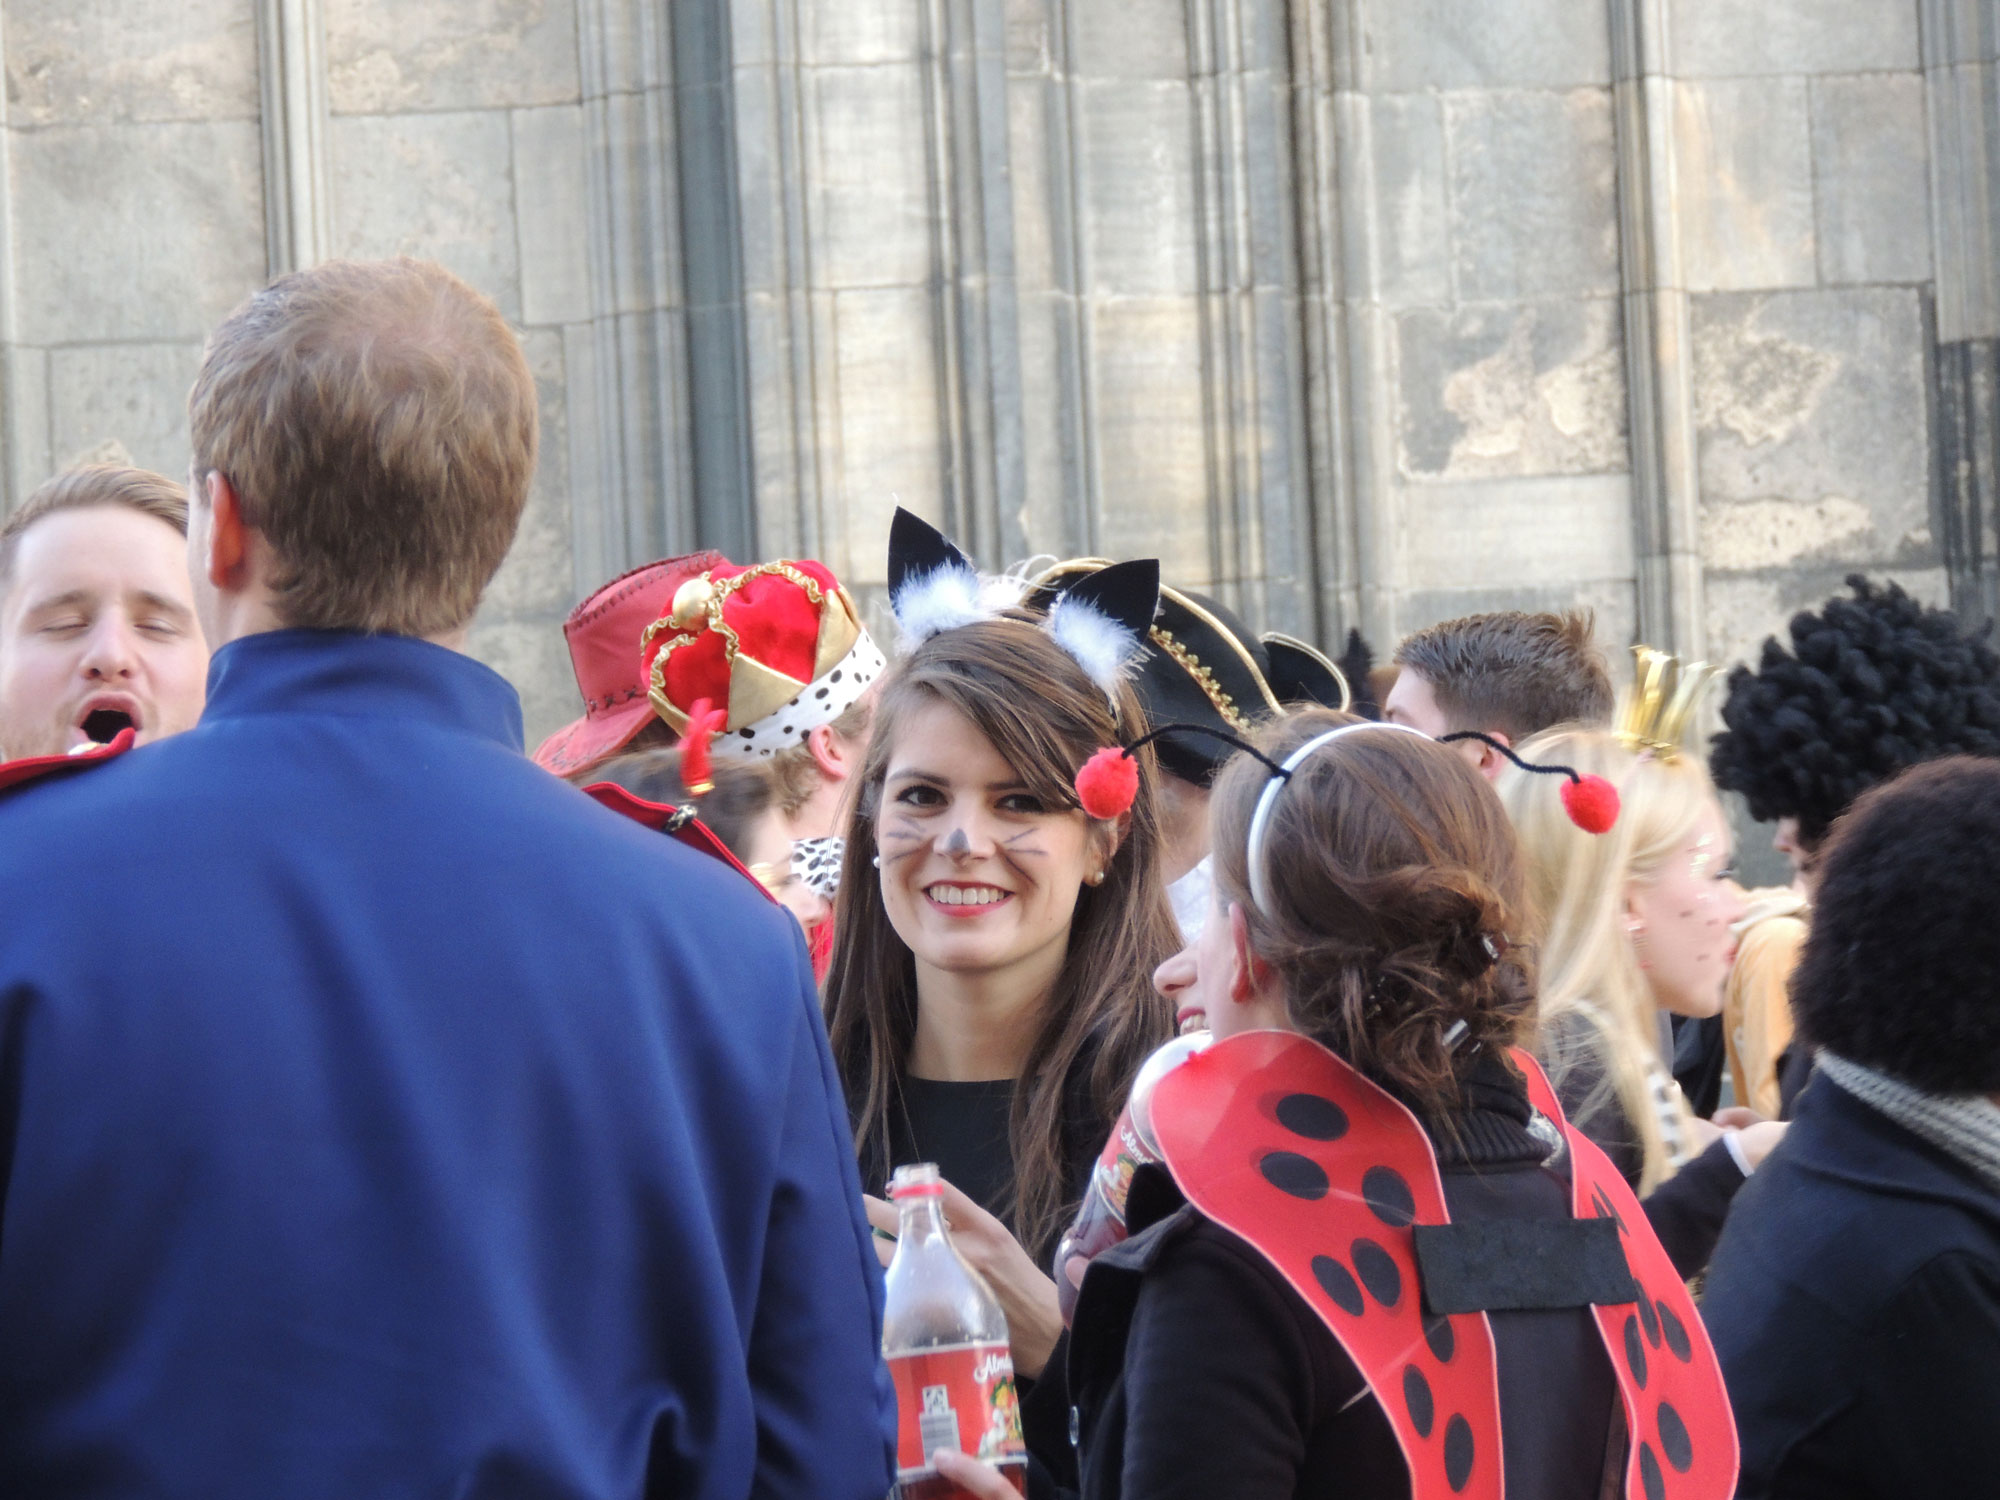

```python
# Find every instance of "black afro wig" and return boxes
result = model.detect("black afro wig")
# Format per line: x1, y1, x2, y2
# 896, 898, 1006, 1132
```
1708, 576, 2000, 848
1794, 757, 2000, 1091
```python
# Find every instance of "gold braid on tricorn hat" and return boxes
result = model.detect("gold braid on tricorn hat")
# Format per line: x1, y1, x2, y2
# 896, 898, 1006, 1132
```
1615, 646, 1721, 760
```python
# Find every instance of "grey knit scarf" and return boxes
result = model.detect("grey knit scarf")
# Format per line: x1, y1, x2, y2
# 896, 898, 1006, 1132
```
1818, 1052, 2000, 1196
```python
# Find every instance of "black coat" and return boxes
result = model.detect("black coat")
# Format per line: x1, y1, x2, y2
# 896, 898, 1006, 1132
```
1702, 1075, 2000, 1499
1055, 1064, 1621, 1500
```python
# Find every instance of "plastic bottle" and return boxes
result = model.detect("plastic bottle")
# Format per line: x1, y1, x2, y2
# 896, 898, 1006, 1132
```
1053, 1030, 1211, 1323
882, 1163, 1028, 1498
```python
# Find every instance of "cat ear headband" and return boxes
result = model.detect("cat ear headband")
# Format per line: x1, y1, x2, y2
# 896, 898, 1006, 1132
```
888, 508, 1160, 706
1073, 722, 1619, 910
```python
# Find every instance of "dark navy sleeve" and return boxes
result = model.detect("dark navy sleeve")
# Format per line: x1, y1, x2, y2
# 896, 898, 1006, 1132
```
746, 940, 896, 1500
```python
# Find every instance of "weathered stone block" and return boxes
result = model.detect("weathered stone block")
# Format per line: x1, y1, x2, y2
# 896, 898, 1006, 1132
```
9, 121, 266, 345
1811, 73, 1932, 287
1362, 0, 1612, 91
327, 0, 581, 114
2, 0, 256, 125
1072, 0, 1190, 80
47, 343, 204, 481
803, 1, 920, 65
481, 328, 575, 617
330, 111, 522, 321
1089, 295, 1209, 581
465, 616, 583, 750
832, 286, 943, 578
1704, 566, 1951, 689
1675, 77, 1816, 292
1395, 300, 1628, 480
1694, 287, 1933, 568
1361, 92, 1450, 308
1077, 80, 1199, 294
1397, 474, 1636, 591
1447, 88, 1618, 301
513, 106, 594, 326
808, 63, 934, 289
1671, 0, 1920, 78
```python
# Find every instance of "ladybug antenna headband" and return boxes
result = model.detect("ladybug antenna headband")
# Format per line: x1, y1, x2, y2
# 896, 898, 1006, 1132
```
1071, 721, 1621, 911
1437, 731, 1622, 836
888, 508, 1159, 707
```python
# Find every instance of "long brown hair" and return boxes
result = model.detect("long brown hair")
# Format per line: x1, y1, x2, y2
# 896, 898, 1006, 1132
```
824, 615, 1180, 1254
1209, 710, 1537, 1115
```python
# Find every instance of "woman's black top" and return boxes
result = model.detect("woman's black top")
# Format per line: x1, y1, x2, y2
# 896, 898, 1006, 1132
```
866, 1071, 1103, 1269
861, 1062, 1108, 1500
1548, 1020, 1746, 1278
1059, 1056, 1620, 1500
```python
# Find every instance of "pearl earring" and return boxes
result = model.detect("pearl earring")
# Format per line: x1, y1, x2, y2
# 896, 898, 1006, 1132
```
871, 854, 882, 869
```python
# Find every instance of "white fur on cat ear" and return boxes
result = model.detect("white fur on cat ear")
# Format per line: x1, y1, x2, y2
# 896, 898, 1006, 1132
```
1044, 559, 1160, 702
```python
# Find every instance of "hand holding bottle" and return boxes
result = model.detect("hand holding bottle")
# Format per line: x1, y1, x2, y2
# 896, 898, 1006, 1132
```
866, 1178, 1062, 1380
930, 1449, 1027, 1500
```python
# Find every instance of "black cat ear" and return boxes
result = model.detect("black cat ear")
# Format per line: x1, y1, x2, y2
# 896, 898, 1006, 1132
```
1046, 559, 1160, 696
887, 507, 989, 648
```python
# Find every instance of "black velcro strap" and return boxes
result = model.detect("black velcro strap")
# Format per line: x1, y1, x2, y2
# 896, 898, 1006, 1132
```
1411, 1218, 1639, 1315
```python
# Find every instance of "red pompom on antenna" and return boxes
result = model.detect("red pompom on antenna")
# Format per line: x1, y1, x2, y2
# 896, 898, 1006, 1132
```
681, 696, 726, 796
1560, 773, 1620, 834
1076, 747, 1139, 820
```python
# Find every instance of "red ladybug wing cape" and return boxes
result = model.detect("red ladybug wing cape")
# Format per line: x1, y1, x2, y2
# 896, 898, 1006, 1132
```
0, 729, 136, 795
1511, 1050, 1738, 1500
1149, 1030, 1737, 1500
581, 782, 775, 905
1151, 1030, 1503, 1500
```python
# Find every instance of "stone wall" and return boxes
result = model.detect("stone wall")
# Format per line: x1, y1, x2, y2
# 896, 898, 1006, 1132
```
0, 0, 1978, 761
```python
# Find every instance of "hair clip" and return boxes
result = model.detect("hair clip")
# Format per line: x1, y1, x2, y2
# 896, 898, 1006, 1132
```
1438, 731, 1619, 833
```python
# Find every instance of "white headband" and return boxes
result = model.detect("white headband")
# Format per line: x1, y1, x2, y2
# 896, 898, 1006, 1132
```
1244, 721, 1431, 912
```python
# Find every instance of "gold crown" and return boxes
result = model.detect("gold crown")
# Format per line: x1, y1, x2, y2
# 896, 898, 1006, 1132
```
1614, 646, 1720, 759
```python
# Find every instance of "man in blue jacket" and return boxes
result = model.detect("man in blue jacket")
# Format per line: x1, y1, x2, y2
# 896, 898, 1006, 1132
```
0, 256, 895, 1499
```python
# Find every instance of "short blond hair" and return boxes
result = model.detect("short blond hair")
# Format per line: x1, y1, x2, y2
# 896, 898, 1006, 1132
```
188, 257, 536, 636
0, 465, 188, 585
766, 695, 873, 818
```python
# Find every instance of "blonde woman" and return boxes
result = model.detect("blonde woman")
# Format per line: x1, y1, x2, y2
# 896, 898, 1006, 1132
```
1500, 725, 1784, 1276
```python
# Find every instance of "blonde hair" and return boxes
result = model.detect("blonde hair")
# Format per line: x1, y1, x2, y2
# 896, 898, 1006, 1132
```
0, 465, 188, 585
188, 257, 537, 637
1498, 728, 1712, 1191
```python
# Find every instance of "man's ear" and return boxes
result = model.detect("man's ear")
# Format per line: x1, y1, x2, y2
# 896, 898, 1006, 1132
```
806, 722, 856, 782
203, 471, 249, 590
1474, 728, 1513, 783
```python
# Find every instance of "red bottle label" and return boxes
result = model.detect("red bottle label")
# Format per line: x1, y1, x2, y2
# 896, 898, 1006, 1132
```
888, 1340, 1026, 1482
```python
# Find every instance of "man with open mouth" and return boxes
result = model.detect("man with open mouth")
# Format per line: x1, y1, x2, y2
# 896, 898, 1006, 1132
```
0, 464, 209, 761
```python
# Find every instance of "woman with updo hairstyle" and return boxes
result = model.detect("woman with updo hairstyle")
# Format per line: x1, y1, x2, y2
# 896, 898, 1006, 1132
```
999, 709, 1719, 1500
1501, 724, 1781, 1276
824, 540, 1181, 1434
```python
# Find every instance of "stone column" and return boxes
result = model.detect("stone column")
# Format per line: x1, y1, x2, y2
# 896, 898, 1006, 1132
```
1609, 0, 1705, 658
258, 0, 334, 275
1924, 0, 2000, 624
570, 0, 699, 582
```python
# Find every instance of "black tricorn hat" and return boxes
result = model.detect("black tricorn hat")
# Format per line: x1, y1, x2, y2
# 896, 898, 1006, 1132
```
1263, 632, 1353, 715
1028, 560, 1351, 786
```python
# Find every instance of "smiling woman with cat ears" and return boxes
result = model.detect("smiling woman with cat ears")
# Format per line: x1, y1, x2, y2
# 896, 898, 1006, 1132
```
823, 511, 1180, 1391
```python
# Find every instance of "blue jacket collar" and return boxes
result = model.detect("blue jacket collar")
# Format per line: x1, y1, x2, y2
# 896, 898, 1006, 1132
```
1794, 1072, 2000, 1233
201, 630, 526, 751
